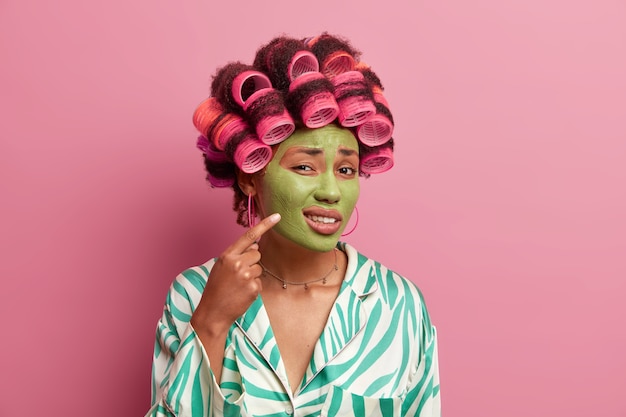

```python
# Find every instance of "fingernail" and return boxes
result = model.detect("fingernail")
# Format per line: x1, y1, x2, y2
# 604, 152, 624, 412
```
269, 213, 281, 223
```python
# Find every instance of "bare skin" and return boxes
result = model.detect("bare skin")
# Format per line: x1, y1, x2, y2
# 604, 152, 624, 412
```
260, 248, 347, 394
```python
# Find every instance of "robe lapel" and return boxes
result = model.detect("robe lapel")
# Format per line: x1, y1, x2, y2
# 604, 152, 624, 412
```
233, 243, 379, 395
235, 296, 288, 381
299, 243, 379, 392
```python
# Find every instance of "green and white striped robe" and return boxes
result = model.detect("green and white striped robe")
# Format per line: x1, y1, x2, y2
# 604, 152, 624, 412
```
147, 243, 440, 417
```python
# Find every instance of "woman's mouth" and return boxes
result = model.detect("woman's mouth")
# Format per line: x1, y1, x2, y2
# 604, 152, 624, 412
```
306, 215, 338, 224
303, 209, 342, 235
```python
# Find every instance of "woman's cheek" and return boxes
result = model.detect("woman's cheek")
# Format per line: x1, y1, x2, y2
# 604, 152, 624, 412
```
264, 175, 309, 224
341, 180, 360, 207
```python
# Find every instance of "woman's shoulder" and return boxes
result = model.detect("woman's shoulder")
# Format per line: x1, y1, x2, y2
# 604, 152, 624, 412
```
341, 242, 435, 339
175, 259, 215, 287
340, 242, 426, 304
164, 258, 217, 312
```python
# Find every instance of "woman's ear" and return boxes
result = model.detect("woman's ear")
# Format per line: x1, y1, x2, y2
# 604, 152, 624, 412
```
237, 170, 257, 196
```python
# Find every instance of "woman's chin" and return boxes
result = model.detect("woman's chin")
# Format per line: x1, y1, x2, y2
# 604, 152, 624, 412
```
276, 228, 340, 252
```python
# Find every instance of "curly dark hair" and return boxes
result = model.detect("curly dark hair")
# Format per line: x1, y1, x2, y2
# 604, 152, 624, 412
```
194, 33, 395, 227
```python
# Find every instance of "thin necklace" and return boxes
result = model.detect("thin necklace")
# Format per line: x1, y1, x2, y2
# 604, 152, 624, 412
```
259, 249, 338, 290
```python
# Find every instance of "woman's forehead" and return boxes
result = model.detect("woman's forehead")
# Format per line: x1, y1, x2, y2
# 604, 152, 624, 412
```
275, 125, 359, 155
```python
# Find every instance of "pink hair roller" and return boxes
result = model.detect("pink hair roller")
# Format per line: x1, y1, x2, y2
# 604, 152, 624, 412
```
254, 109, 295, 144
356, 92, 394, 146
234, 135, 272, 174
196, 135, 210, 153
215, 116, 248, 151
356, 115, 394, 146
204, 141, 235, 188
360, 146, 394, 175
231, 70, 272, 107
332, 71, 376, 127
288, 50, 319, 81
321, 51, 356, 78
192, 98, 224, 136
231, 70, 295, 145
289, 72, 339, 128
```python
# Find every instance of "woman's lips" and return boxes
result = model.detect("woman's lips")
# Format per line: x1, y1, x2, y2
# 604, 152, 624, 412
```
303, 208, 342, 235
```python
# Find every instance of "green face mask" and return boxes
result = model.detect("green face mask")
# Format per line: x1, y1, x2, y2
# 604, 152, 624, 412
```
256, 124, 360, 252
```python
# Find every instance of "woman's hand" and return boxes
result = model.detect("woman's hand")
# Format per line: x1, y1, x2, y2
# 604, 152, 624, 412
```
190, 213, 280, 383
191, 213, 281, 339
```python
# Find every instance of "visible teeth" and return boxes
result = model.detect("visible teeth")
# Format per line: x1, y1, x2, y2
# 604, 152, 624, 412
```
307, 215, 337, 224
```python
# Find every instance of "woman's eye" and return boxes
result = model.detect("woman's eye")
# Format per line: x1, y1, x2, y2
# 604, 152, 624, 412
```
338, 167, 356, 175
293, 165, 313, 172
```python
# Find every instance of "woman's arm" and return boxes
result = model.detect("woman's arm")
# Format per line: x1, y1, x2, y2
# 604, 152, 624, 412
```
147, 275, 224, 417
147, 215, 280, 416
147, 272, 249, 417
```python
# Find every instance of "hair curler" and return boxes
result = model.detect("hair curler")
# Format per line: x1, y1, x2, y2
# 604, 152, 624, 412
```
304, 33, 360, 78
359, 141, 394, 174
332, 71, 376, 127
321, 50, 355, 78
203, 140, 236, 188
193, 97, 225, 137
356, 91, 394, 146
288, 50, 319, 81
231, 70, 294, 145
193, 98, 252, 152
212, 113, 248, 150
288, 72, 339, 128
196, 134, 210, 153
233, 135, 272, 174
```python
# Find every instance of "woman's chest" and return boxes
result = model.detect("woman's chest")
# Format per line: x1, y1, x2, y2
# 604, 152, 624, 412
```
228, 306, 414, 397
226, 329, 413, 417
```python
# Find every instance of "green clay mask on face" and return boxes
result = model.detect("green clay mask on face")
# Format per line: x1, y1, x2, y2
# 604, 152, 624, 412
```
257, 124, 360, 252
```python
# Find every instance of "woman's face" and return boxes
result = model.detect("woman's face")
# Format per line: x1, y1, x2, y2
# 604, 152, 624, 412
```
255, 124, 360, 252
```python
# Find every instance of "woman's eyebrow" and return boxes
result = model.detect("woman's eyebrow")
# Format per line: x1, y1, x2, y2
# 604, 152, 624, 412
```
291, 148, 323, 156
338, 148, 358, 157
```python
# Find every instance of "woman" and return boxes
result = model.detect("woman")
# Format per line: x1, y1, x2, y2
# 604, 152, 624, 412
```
147, 34, 440, 417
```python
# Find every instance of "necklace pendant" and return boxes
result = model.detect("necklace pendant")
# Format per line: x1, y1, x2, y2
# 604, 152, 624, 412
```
323, 278, 327, 284
304, 283, 309, 290
282, 282, 287, 289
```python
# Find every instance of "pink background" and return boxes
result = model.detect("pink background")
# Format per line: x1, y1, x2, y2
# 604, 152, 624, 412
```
1, 0, 625, 415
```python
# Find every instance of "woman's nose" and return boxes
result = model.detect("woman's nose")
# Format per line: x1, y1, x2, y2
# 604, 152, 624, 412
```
314, 172, 341, 203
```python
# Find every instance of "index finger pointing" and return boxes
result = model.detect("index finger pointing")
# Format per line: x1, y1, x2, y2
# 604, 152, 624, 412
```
230, 213, 281, 254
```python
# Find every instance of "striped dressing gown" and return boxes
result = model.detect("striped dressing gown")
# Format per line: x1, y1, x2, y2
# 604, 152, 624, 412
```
147, 242, 440, 417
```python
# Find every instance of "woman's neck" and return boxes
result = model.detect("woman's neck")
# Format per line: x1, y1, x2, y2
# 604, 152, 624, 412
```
257, 232, 338, 285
